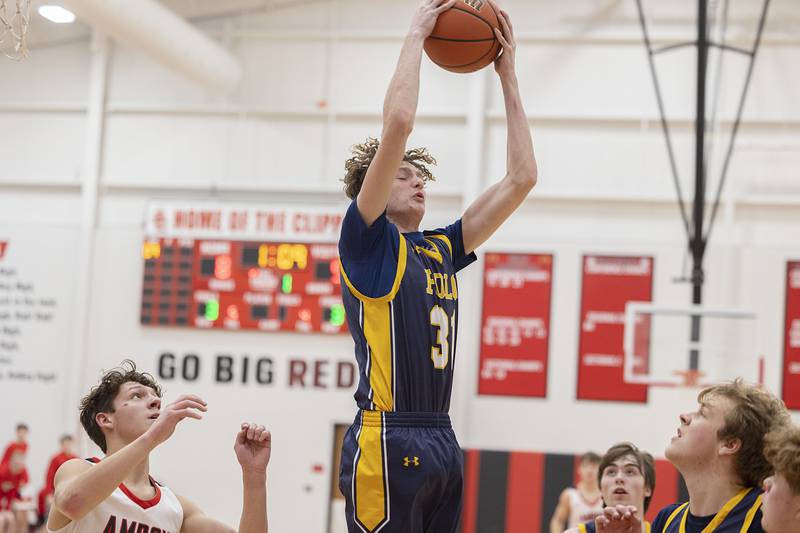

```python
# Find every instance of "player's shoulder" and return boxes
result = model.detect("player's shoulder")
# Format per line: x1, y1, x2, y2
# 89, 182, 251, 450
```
423, 221, 464, 255
52, 457, 94, 485
561, 486, 578, 498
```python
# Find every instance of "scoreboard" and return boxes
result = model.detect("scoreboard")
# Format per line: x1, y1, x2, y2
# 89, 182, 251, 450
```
139, 238, 346, 334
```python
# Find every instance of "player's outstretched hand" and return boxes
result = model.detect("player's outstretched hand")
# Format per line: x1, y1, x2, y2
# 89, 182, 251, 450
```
595, 505, 642, 533
409, 0, 457, 39
145, 394, 207, 446
487, 0, 516, 78
234, 423, 271, 474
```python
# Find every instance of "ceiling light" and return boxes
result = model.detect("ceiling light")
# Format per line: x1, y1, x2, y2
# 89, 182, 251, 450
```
38, 5, 76, 24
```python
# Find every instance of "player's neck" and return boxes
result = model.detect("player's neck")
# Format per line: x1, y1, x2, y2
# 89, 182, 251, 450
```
386, 212, 421, 234
683, 466, 743, 516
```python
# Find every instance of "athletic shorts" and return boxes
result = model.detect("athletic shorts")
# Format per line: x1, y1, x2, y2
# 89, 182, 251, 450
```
339, 410, 463, 533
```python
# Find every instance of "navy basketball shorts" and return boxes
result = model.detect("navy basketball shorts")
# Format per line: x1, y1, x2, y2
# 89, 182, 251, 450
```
339, 410, 463, 533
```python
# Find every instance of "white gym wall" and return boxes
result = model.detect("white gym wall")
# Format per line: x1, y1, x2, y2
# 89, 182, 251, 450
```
1, 0, 799, 531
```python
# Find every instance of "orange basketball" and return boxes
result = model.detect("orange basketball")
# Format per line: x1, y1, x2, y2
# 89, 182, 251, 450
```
424, 0, 501, 74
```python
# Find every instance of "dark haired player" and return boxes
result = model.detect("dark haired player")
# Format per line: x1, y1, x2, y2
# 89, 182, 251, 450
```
47, 361, 271, 532
337, 0, 537, 531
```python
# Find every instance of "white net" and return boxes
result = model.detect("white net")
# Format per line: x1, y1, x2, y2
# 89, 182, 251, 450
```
623, 303, 763, 387
0, 0, 31, 61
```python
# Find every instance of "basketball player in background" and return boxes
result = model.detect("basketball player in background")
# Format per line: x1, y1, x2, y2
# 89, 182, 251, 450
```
1, 425, 29, 470
596, 379, 789, 533
1, 423, 31, 532
46, 361, 271, 532
0, 450, 28, 533
760, 424, 800, 533
35, 435, 76, 527
565, 444, 655, 533
551, 452, 604, 532
337, 0, 537, 531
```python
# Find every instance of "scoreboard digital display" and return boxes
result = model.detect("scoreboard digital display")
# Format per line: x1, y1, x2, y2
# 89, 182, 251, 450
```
139, 238, 346, 333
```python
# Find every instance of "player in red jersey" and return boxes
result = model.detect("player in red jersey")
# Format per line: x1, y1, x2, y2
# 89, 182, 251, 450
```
0, 450, 28, 532
0, 424, 28, 467
1, 423, 29, 490
35, 435, 76, 526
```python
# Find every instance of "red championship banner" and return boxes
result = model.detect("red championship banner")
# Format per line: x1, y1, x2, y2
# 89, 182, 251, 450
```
783, 261, 800, 410
478, 253, 553, 397
0, 241, 7, 260
577, 255, 653, 402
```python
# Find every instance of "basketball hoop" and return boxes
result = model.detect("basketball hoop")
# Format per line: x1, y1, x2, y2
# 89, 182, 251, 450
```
622, 302, 764, 389
0, 0, 31, 61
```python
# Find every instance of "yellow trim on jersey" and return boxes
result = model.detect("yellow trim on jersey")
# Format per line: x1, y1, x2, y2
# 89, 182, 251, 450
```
354, 412, 387, 532
427, 234, 453, 259
645, 521, 651, 533
740, 494, 762, 532
363, 300, 393, 411
578, 524, 587, 533
663, 503, 689, 531
340, 235, 408, 303
415, 242, 443, 264
676, 488, 752, 533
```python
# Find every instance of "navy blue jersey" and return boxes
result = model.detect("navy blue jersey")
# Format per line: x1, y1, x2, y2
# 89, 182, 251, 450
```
651, 488, 764, 533
338, 201, 476, 413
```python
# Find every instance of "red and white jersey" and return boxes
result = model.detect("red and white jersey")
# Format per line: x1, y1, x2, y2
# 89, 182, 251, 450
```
48, 459, 183, 533
566, 487, 604, 528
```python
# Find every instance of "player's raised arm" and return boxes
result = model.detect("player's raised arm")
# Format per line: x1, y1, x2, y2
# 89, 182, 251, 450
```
356, 0, 455, 226
180, 423, 271, 533
461, 1, 537, 254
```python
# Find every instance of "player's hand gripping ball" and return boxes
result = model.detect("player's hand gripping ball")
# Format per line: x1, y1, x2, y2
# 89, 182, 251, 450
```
424, 0, 502, 73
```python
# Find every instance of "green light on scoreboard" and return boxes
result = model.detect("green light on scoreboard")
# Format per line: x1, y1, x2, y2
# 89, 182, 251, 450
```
281, 274, 293, 294
204, 299, 219, 321
330, 304, 345, 326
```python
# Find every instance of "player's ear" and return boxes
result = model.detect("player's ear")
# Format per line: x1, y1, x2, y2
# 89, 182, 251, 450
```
644, 485, 652, 498
718, 437, 741, 457
96, 412, 113, 431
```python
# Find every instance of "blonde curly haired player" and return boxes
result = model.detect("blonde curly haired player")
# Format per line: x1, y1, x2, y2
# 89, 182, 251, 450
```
336, 0, 537, 530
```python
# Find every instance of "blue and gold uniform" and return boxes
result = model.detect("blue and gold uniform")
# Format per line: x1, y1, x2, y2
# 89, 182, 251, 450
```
650, 487, 765, 533
578, 520, 651, 533
337, 201, 476, 533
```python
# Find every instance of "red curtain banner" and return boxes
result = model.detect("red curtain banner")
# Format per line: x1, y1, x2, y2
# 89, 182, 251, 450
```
576, 255, 653, 402
478, 253, 553, 397
783, 261, 800, 410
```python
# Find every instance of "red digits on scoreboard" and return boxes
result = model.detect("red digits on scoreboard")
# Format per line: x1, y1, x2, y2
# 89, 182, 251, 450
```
215, 255, 232, 279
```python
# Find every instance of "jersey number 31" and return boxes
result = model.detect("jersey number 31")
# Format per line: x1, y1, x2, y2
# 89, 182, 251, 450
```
430, 305, 455, 370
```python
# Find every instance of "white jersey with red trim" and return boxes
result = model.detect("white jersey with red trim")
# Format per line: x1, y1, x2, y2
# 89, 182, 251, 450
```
48, 459, 183, 533
567, 487, 604, 528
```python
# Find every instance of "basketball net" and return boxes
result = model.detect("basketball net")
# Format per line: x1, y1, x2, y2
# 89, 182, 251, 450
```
672, 369, 706, 388
0, 0, 31, 61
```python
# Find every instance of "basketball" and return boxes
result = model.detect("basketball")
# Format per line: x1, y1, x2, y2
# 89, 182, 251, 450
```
424, 0, 502, 74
